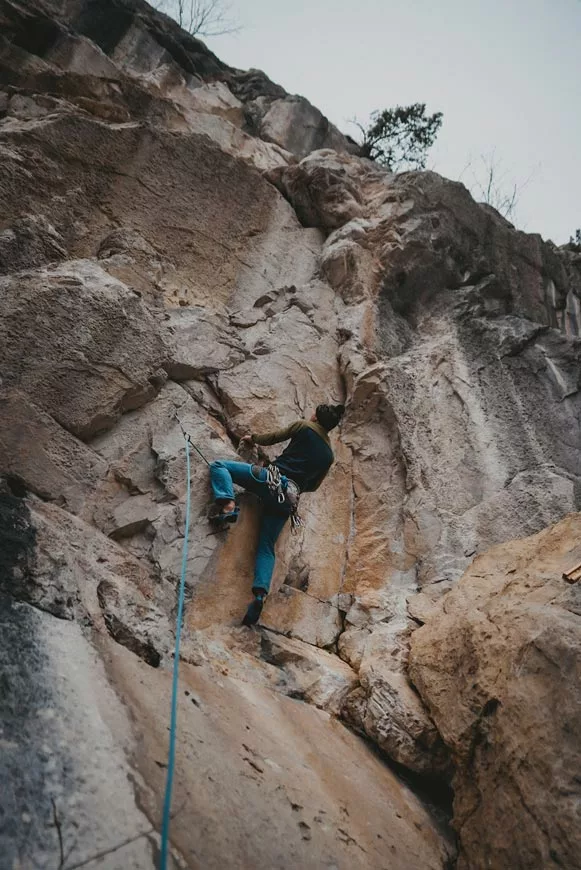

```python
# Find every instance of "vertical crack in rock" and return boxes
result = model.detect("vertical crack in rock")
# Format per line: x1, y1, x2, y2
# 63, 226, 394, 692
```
0, 487, 36, 600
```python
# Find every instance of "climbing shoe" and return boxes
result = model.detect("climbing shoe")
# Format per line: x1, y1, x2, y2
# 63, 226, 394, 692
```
242, 592, 266, 627
208, 504, 239, 527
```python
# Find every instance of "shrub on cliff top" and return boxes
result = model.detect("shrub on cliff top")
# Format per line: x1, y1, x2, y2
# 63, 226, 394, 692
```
354, 103, 443, 172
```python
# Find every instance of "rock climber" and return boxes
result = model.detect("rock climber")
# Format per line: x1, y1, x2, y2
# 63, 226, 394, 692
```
208, 403, 345, 626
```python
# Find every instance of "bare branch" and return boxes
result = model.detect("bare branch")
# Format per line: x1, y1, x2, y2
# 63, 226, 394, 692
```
157, 0, 241, 36
51, 799, 65, 869
347, 117, 368, 140
462, 150, 535, 223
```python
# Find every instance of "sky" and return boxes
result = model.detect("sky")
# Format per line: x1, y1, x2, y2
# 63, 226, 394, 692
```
200, 0, 581, 244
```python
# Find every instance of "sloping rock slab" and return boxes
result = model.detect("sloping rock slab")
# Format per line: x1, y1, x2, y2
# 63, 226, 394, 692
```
0, 601, 155, 869
110, 642, 454, 870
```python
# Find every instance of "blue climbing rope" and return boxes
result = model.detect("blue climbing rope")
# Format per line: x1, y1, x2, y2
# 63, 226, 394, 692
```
159, 433, 191, 870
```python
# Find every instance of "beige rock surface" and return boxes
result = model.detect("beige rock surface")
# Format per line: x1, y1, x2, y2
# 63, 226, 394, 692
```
260, 629, 359, 714
0, 389, 108, 514
111, 639, 453, 870
409, 514, 581, 870
258, 97, 355, 158
1, 488, 453, 869
343, 628, 450, 776
0, 260, 167, 438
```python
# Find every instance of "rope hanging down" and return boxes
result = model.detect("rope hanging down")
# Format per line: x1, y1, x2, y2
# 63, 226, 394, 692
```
159, 431, 191, 870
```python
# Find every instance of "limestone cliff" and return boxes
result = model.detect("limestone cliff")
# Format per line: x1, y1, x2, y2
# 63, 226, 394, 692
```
1, 1, 580, 868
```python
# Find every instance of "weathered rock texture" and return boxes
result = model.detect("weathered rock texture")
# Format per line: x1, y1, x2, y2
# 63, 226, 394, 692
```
410, 514, 581, 870
1, 0, 580, 867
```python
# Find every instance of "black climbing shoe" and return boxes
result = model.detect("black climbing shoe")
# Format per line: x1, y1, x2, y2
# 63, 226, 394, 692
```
220, 508, 239, 524
242, 592, 265, 627
208, 504, 239, 527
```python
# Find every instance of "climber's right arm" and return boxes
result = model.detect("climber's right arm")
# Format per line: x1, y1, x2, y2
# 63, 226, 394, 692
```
249, 420, 306, 447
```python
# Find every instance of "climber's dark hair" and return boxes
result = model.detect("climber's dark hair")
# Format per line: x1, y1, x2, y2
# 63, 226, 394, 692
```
315, 403, 345, 432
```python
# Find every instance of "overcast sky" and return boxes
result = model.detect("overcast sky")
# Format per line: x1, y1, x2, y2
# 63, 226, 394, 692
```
203, 0, 580, 244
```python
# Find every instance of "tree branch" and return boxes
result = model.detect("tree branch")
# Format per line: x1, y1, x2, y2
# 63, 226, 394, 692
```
51, 799, 65, 870
156, 0, 241, 36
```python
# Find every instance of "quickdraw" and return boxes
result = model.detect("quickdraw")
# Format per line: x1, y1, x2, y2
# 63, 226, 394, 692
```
264, 463, 286, 503
265, 464, 303, 532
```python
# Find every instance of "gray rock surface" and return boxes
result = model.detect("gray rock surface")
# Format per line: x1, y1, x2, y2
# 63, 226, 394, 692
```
0, 600, 156, 870
0, 389, 108, 514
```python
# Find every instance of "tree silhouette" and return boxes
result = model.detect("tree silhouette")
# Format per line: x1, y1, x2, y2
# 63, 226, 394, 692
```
353, 103, 443, 171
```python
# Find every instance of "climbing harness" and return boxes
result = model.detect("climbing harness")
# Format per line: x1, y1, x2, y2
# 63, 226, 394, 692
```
175, 409, 303, 532
159, 429, 191, 870
264, 463, 303, 532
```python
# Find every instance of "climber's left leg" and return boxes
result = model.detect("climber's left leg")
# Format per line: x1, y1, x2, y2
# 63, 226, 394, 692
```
242, 508, 288, 626
253, 510, 289, 595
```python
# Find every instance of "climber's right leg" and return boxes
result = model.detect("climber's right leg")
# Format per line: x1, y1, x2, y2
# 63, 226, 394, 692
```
209, 460, 268, 524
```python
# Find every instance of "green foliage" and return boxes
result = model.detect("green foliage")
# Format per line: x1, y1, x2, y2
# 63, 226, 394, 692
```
356, 103, 443, 172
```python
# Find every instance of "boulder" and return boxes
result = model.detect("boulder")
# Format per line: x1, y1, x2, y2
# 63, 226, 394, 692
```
343, 667, 449, 777
258, 96, 357, 159
260, 630, 359, 714
0, 260, 167, 439
4, 495, 172, 665
227, 69, 359, 159
409, 513, 581, 870
267, 150, 369, 229
0, 389, 107, 514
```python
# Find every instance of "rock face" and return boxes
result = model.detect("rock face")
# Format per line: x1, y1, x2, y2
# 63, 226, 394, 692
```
409, 514, 581, 870
0, 261, 167, 437
1, 0, 580, 867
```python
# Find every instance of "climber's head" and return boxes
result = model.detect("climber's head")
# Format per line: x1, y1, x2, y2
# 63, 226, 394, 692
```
313, 403, 345, 432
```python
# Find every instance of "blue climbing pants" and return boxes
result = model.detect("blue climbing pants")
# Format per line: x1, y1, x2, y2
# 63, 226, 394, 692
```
209, 460, 288, 594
